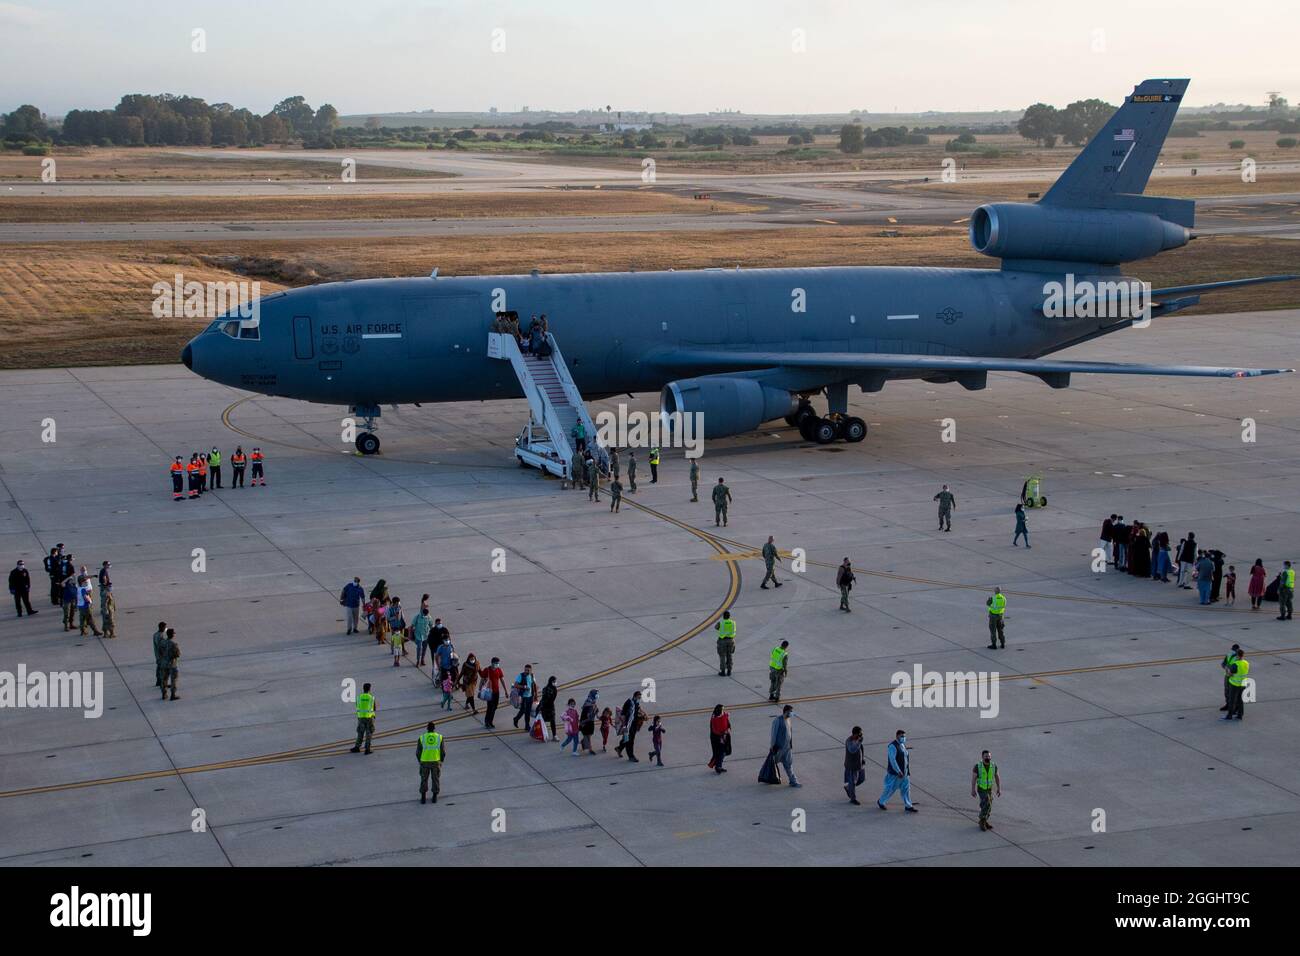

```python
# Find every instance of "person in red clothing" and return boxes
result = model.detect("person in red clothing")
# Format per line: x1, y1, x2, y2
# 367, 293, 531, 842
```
480, 656, 506, 729
708, 704, 732, 773
186, 456, 201, 498
1248, 558, 1268, 611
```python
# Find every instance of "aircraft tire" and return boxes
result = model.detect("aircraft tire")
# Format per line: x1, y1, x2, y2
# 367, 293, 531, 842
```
842, 417, 867, 442
356, 432, 381, 456
798, 416, 817, 441
812, 418, 837, 444
790, 403, 817, 429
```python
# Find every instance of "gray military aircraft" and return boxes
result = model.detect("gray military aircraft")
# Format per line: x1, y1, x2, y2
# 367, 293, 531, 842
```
183, 78, 1296, 453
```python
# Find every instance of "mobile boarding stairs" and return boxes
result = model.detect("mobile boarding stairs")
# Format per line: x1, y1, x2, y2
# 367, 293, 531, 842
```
487, 331, 608, 480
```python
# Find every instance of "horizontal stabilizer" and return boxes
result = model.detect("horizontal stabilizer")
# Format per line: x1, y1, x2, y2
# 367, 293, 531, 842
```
1151, 274, 1300, 297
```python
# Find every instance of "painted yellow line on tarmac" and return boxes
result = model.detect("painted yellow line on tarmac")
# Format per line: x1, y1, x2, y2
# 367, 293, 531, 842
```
0, 491, 741, 799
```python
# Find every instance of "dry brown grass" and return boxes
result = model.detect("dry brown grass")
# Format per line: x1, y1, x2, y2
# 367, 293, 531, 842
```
1, 228, 1295, 369
0, 147, 446, 181
904, 172, 1300, 202
0, 189, 757, 223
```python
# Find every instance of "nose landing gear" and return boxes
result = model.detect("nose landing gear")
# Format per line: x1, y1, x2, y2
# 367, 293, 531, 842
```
351, 404, 382, 455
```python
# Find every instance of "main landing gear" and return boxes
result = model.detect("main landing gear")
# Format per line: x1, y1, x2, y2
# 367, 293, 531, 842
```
352, 404, 382, 455
786, 396, 867, 445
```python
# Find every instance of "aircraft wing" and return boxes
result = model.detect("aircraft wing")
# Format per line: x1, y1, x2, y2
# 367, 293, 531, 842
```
663, 350, 1293, 386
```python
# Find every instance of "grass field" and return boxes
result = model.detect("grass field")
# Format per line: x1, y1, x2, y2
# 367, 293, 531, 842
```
0, 189, 757, 223
513, 130, 1300, 175
904, 172, 1300, 202
2, 228, 1296, 369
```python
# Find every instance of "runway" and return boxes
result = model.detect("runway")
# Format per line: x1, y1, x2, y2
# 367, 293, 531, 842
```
2, 309, 1298, 866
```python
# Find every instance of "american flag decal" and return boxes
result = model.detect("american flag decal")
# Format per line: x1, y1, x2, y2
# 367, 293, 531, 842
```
1113, 128, 1135, 141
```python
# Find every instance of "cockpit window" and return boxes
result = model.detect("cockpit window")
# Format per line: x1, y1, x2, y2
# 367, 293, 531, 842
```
217, 319, 260, 340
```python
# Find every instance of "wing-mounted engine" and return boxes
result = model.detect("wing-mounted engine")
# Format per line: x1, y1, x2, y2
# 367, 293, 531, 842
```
661, 375, 798, 440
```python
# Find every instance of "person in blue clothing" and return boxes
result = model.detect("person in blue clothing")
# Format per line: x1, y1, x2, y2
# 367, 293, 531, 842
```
1196, 551, 1216, 605
512, 663, 537, 730
411, 604, 434, 666
434, 631, 456, 681
340, 577, 365, 635
878, 729, 918, 812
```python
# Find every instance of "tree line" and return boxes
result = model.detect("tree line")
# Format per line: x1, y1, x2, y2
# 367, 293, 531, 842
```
2, 94, 341, 148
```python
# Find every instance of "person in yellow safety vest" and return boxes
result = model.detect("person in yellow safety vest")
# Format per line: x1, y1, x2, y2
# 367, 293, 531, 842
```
250, 447, 266, 486
1220, 644, 1243, 712
207, 446, 223, 489
185, 456, 201, 499
985, 587, 1007, 649
1223, 655, 1251, 721
230, 446, 247, 488
714, 610, 736, 677
416, 720, 445, 804
971, 750, 1001, 831
1277, 561, 1294, 621
170, 456, 185, 501
768, 640, 790, 702
349, 682, 376, 754
649, 447, 660, 483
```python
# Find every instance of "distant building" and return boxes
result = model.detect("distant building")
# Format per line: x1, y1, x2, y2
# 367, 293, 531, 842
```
600, 122, 652, 132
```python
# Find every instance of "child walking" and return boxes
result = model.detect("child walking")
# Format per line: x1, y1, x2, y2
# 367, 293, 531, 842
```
440, 673, 455, 709
560, 698, 580, 753
647, 715, 666, 766
599, 707, 614, 752
1225, 565, 1237, 606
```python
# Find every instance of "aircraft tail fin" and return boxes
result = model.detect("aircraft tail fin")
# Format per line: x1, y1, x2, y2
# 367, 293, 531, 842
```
1041, 78, 1190, 221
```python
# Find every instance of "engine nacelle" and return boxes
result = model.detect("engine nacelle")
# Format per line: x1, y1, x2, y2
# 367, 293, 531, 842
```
661, 376, 797, 440
969, 202, 1189, 265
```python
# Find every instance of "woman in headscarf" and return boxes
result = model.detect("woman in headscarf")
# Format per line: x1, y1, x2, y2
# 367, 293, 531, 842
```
539, 675, 559, 740
1129, 522, 1151, 578
578, 690, 599, 755
1248, 558, 1267, 610
459, 652, 481, 712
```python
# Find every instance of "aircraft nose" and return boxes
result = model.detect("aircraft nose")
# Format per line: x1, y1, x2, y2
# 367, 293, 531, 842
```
181, 343, 193, 370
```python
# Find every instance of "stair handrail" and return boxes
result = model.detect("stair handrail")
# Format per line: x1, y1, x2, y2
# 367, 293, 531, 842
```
544, 332, 608, 472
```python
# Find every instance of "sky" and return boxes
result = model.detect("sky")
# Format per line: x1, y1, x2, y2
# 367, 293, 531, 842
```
2, 0, 1296, 117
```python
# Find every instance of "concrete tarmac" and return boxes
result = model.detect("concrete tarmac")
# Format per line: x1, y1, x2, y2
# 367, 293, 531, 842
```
1, 309, 1299, 866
